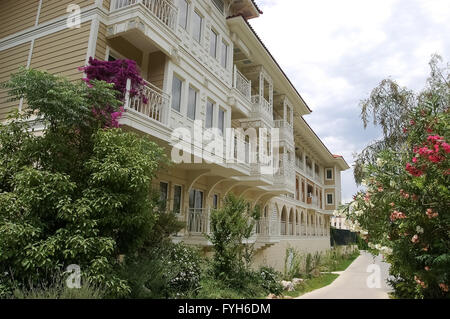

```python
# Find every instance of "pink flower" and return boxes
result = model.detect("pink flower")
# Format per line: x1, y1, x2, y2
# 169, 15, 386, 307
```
411, 234, 419, 244
439, 283, 449, 292
426, 209, 438, 219
390, 211, 407, 222
425, 266, 430, 271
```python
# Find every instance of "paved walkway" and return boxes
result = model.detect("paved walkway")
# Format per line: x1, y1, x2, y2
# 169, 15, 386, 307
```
297, 251, 392, 299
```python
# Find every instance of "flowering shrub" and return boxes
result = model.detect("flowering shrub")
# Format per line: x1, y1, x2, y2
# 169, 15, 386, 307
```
343, 98, 449, 298
79, 57, 145, 128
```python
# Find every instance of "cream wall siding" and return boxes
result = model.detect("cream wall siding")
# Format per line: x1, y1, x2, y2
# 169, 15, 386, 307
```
253, 238, 331, 272
30, 22, 91, 82
0, 0, 39, 39
0, 43, 31, 120
39, 0, 94, 24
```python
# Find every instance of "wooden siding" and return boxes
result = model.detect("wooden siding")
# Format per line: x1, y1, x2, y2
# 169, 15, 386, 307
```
30, 22, 91, 82
0, 0, 39, 39
0, 43, 32, 120
39, 0, 94, 24
95, 22, 108, 60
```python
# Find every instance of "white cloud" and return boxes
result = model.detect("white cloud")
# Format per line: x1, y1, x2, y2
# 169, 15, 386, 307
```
251, 0, 450, 202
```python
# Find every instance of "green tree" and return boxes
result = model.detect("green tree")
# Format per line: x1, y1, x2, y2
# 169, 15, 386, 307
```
207, 194, 258, 284
0, 68, 166, 298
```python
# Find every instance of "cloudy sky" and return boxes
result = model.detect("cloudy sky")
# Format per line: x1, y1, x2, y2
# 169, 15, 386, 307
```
249, 0, 450, 202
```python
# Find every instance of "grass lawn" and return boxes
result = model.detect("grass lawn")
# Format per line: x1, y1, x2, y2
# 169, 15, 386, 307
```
283, 273, 339, 298
330, 250, 361, 271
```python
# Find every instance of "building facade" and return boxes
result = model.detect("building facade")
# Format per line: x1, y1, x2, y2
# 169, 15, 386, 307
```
0, 0, 349, 271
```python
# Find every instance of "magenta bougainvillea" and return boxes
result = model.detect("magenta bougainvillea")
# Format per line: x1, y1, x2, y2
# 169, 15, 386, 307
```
79, 57, 145, 128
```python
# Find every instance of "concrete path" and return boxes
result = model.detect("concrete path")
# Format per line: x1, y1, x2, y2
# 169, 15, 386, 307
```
297, 251, 392, 299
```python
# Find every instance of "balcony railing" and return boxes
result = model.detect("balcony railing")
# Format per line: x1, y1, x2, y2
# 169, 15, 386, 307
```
295, 156, 303, 171
125, 79, 170, 125
233, 66, 251, 100
112, 0, 178, 32
186, 208, 210, 234
274, 119, 293, 130
251, 95, 273, 123
307, 195, 319, 207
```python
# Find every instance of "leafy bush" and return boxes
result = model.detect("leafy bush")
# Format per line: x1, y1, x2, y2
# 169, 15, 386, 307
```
258, 266, 283, 296
122, 242, 202, 299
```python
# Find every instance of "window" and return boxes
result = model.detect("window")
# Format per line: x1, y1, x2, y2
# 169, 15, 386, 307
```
160, 182, 169, 209
213, 194, 219, 209
178, 0, 189, 29
210, 29, 218, 58
327, 194, 333, 205
206, 100, 214, 128
171, 75, 182, 112
221, 40, 228, 68
326, 168, 333, 180
187, 86, 197, 120
212, 0, 224, 13
218, 108, 225, 134
192, 11, 202, 43
173, 185, 182, 214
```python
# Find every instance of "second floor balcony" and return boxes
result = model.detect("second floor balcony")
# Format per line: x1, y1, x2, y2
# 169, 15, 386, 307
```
108, 0, 179, 57
233, 66, 252, 101
124, 79, 171, 127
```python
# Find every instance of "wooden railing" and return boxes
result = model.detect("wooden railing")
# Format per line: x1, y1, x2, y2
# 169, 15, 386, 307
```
112, 0, 178, 32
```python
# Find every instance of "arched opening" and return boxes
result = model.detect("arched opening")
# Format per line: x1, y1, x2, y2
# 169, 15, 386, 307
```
281, 206, 287, 235
295, 210, 300, 236
289, 208, 294, 235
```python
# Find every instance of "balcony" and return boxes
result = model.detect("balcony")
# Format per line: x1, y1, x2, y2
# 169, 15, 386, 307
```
112, 0, 178, 32
307, 194, 319, 207
108, 0, 179, 56
233, 66, 251, 101
124, 79, 170, 124
251, 95, 274, 125
272, 155, 295, 192
295, 156, 304, 171
120, 79, 172, 141
274, 119, 294, 145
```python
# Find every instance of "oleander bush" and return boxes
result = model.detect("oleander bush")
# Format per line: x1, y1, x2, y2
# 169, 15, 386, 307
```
342, 55, 449, 299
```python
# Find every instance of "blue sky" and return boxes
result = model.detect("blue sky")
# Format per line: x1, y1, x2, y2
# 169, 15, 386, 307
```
249, 0, 450, 202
